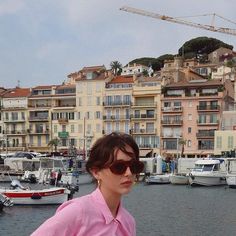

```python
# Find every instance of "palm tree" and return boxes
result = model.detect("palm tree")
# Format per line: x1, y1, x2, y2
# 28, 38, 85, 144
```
48, 138, 60, 152
110, 61, 122, 76
178, 139, 187, 158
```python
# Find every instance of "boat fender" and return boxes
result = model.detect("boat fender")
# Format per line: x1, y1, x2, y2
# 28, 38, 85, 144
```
31, 193, 42, 200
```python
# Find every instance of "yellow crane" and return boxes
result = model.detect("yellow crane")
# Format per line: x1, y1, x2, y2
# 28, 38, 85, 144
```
120, 6, 236, 36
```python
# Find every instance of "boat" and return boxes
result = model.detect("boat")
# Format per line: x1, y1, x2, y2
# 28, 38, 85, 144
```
145, 173, 171, 184
169, 173, 189, 185
0, 193, 13, 211
0, 180, 73, 205
226, 158, 236, 188
169, 159, 189, 185
188, 159, 227, 186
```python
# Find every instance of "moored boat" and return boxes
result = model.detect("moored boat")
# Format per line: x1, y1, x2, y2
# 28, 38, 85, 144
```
145, 173, 171, 184
169, 173, 189, 185
0, 180, 72, 205
188, 159, 226, 186
226, 158, 236, 188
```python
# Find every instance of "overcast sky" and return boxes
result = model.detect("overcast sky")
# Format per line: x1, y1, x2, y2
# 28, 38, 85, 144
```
0, 0, 235, 88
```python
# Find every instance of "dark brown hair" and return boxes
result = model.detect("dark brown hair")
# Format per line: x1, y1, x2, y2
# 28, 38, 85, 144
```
86, 132, 139, 173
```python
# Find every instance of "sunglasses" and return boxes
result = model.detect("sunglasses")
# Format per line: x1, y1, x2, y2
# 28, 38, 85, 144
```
109, 160, 144, 175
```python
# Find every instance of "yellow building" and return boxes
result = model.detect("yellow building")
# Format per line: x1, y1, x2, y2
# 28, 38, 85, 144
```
69, 66, 110, 156
131, 76, 162, 157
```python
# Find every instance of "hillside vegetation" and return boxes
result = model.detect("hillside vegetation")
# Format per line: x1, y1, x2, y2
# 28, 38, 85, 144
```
128, 36, 233, 69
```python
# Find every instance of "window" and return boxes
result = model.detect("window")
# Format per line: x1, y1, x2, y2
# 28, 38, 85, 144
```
71, 125, 75, 133
95, 111, 101, 119
187, 140, 191, 147
87, 96, 92, 106
199, 114, 206, 124
228, 136, 234, 149
78, 97, 82, 106
146, 123, 154, 133
216, 136, 222, 149
96, 97, 100, 105
87, 84, 92, 94
96, 124, 101, 133
77, 112, 81, 120
188, 101, 192, 107
62, 125, 66, 132
188, 127, 191, 133
54, 125, 57, 133
210, 114, 217, 123
188, 114, 192, 121
78, 124, 83, 133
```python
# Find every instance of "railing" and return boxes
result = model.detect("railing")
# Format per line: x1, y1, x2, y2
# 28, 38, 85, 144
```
161, 107, 182, 112
196, 131, 215, 138
132, 102, 156, 107
103, 101, 131, 106
161, 120, 183, 125
29, 116, 49, 121
4, 130, 27, 135
103, 115, 130, 120
131, 128, 157, 134
130, 114, 156, 119
197, 105, 220, 111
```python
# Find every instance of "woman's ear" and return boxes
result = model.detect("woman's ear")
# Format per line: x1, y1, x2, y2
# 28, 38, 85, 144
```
90, 168, 101, 180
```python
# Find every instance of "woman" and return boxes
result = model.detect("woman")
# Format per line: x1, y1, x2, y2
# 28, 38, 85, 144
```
31, 132, 144, 236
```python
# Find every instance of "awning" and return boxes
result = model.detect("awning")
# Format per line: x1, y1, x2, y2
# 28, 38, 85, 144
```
139, 149, 152, 157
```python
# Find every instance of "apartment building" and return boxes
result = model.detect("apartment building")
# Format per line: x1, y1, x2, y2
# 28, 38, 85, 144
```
1, 88, 30, 152
131, 76, 162, 157
69, 66, 109, 155
214, 106, 236, 155
103, 75, 133, 135
161, 78, 234, 158
51, 84, 77, 152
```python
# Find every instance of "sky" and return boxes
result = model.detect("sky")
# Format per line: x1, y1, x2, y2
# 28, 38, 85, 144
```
0, 0, 236, 88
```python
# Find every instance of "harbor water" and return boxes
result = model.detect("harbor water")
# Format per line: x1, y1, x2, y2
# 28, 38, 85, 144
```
1, 183, 236, 236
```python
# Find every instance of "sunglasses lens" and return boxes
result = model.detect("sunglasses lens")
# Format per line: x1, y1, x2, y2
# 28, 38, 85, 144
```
110, 160, 144, 175
110, 162, 127, 175
130, 161, 144, 174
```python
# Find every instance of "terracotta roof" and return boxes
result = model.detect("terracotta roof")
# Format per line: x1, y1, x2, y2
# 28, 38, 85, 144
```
3, 88, 31, 98
32, 85, 57, 90
56, 84, 76, 89
108, 76, 133, 84
165, 79, 223, 88
81, 65, 106, 72
75, 72, 106, 81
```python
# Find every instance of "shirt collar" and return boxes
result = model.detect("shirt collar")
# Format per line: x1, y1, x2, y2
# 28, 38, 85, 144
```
91, 188, 124, 224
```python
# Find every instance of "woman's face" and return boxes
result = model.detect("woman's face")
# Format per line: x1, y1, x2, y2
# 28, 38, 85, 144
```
94, 145, 136, 198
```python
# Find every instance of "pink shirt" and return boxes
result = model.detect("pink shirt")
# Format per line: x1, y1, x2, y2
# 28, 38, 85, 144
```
31, 188, 136, 236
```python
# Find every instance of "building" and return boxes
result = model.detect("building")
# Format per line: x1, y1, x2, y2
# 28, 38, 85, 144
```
161, 78, 234, 158
1, 88, 30, 152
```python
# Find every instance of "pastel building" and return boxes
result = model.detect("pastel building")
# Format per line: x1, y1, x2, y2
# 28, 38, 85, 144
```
1, 88, 30, 151
161, 78, 234, 158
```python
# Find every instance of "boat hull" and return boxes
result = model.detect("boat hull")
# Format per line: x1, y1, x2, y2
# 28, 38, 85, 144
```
189, 175, 226, 186
0, 187, 70, 205
226, 175, 236, 188
170, 174, 189, 185
145, 174, 170, 184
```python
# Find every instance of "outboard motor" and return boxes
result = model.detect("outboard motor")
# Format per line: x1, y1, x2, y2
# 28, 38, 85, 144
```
10, 180, 26, 190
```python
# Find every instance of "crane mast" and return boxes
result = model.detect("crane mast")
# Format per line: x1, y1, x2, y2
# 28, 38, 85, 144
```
120, 6, 236, 36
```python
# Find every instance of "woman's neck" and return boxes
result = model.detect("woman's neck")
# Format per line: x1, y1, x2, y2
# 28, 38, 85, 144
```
99, 187, 121, 218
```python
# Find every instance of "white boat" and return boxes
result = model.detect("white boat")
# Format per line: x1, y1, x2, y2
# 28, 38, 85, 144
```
0, 193, 13, 211
0, 180, 72, 205
169, 173, 189, 185
145, 173, 171, 184
226, 158, 236, 188
188, 159, 227, 186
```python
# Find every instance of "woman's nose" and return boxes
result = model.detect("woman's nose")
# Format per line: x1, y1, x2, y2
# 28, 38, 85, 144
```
124, 166, 132, 176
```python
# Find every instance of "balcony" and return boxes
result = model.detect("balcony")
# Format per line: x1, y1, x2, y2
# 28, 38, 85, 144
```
197, 105, 220, 111
161, 133, 182, 138
28, 129, 50, 135
4, 130, 27, 135
197, 120, 219, 126
58, 118, 69, 124
29, 116, 49, 122
132, 102, 156, 108
161, 120, 183, 126
131, 128, 157, 134
161, 106, 182, 113
130, 114, 156, 120
103, 115, 130, 121
4, 119, 26, 123
196, 131, 215, 138
103, 101, 131, 107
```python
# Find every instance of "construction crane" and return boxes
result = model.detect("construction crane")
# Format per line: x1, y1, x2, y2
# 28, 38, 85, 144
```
120, 6, 236, 36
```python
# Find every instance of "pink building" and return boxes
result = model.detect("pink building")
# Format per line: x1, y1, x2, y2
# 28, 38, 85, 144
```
161, 78, 234, 158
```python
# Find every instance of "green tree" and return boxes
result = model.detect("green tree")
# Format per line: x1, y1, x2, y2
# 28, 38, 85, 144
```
178, 139, 187, 158
110, 61, 122, 76
48, 138, 60, 152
